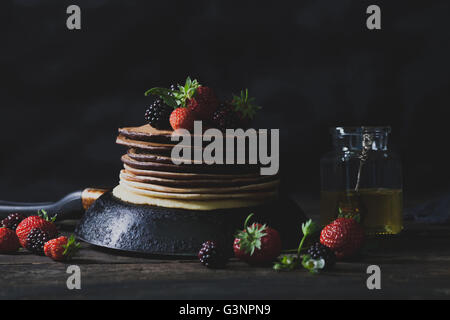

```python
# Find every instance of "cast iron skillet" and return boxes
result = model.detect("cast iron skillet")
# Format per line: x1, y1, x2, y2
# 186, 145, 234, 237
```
0, 189, 307, 256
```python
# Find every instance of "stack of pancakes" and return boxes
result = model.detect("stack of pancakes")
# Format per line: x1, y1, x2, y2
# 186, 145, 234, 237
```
112, 125, 280, 210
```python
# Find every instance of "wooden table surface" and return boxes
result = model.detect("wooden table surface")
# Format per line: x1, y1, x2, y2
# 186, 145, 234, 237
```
1, 195, 450, 300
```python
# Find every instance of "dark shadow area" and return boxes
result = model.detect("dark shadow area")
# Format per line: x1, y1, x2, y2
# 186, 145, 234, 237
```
1, 0, 449, 203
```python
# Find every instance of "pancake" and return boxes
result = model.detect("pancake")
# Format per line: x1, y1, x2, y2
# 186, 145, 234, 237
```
121, 154, 260, 174
123, 164, 261, 180
120, 169, 277, 188
119, 125, 173, 143
118, 125, 208, 146
127, 147, 258, 166
118, 124, 269, 144
115, 124, 278, 209
116, 135, 175, 154
127, 148, 173, 164
118, 180, 278, 200
127, 148, 205, 164
119, 171, 279, 194
112, 184, 272, 210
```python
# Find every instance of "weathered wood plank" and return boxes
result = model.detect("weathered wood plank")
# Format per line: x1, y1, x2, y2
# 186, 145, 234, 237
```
0, 221, 449, 299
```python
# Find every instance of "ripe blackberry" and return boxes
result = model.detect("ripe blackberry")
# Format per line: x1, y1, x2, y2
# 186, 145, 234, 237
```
169, 84, 177, 94
26, 228, 50, 254
144, 99, 172, 130
198, 240, 229, 269
212, 103, 240, 131
1, 213, 26, 231
307, 242, 336, 269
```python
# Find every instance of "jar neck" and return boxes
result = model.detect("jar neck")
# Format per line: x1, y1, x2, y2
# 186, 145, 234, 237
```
331, 127, 390, 152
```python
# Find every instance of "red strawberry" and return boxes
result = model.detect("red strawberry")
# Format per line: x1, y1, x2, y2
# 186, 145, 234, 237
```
212, 102, 241, 131
145, 77, 219, 125
0, 227, 21, 253
170, 107, 196, 131
320, 217, 364, 260
16, 210, 58, 248
233, 214, 281, 265
44, 235, 80, 261
186, 86, 219, 121
230, 89, 261, 129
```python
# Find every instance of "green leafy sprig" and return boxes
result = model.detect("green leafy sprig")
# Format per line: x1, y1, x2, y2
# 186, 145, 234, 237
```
301, 254, 325, 274
144, 76, 200, 109
273, 219, 316, 271
144, 87, 178, 108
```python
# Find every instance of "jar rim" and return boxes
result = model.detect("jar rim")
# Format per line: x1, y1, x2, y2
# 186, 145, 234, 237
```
331, 126, 391, 136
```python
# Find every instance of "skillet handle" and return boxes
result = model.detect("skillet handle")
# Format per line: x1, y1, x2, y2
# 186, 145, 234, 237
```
81, 188, 109, 210
0, 188, 108, 220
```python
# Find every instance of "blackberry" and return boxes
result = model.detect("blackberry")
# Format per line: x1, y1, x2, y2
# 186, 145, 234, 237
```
1, 213, 26, 231
212, 103, 240, 131
198, 240, 229, 269
26, 228, 50, 254
144, 99, 172, 130
169, 84, 177, 94
307, 242, 336, 269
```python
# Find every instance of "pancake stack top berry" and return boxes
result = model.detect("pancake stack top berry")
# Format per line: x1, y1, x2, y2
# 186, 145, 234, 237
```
112, 77, 279, 211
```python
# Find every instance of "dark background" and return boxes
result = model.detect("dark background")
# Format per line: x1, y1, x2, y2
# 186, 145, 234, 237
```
1, 0, 449, 203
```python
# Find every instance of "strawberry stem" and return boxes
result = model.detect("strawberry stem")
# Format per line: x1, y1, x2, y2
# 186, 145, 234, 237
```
297, 235, 307, 258
62, 235, 81, 260
243, 213, 254, 229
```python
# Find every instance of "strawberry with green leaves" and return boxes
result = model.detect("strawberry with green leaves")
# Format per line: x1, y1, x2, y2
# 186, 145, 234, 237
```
145, 77, 219, 130
233, 213, 281, 265
175, 77, 219, 121
44, 235, 81, 261
230, 89, 261, 129
16, 210, 58, 248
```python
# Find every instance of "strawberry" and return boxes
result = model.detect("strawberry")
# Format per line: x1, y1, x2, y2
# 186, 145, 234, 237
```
0, 227, 20, 253
16, 210, 58, 248
145, 77, 219, 124
212, 102, 241, 131
230, 89, 261, 129
320, 217, 364, 260
169, 107, 196, 131
186, 86, 219, 121
233, 213, 281, 265
44, 235, 80, 261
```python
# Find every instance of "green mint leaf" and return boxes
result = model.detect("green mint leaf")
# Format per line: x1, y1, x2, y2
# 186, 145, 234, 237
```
273, 254, 299, 271
185, 76, 191, 89
302, 255, 325, 274
160, 95, 178, 108
282, 255, 294, 265
144, 87, 179, 108
273, 263, 283, 271
301, 219, 316, 236
144, 87, 170, 96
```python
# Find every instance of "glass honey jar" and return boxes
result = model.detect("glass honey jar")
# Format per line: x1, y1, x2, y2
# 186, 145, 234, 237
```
320, 127, 403, 235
